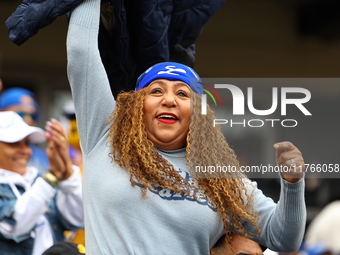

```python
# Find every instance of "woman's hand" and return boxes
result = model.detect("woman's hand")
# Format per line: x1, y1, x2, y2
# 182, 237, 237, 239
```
274, 141, 305, 183
45, 119, 73, 181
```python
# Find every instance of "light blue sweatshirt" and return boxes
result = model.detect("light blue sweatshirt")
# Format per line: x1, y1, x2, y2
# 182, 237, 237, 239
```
66, 0, 306, 254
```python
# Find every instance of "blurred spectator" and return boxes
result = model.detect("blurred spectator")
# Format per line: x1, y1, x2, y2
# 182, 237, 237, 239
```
0, 111, 84, 255
304, 200, 340, 255
0, 87, 49, 174
62, 100, 82, 168
211, 233, 266, 255
61, 99, 85, 246
42, 241, 85, 255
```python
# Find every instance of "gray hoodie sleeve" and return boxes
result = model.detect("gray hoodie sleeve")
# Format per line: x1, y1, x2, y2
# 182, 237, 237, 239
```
244, 177, 306, 252
66, 0, 115, 156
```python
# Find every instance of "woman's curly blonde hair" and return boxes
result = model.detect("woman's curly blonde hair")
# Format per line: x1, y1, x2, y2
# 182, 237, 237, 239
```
108, 88, 260, 238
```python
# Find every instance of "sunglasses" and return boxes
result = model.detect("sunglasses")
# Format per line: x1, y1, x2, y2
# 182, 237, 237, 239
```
17, 111, 38, 121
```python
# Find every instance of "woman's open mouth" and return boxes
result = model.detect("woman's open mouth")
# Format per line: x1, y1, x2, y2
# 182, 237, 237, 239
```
156, 113, 179, 124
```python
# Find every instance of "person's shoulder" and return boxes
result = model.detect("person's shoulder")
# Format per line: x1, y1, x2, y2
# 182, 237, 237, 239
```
0, 169, 12, 187
0, 169, 21, 193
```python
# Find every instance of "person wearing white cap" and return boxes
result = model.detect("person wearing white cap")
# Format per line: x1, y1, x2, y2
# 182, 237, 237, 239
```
304, 200, 340, 254
0, 86, 50, 175
0, 111, 84, 255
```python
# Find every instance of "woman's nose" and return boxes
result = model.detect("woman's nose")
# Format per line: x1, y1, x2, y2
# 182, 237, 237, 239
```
162, 92, 176, 107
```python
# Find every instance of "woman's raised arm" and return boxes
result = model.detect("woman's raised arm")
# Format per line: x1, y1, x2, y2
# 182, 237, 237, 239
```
67, 0, 116, 155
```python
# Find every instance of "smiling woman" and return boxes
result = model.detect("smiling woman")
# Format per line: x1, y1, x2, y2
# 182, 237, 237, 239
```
66, 0, 307, 254
108, 64, 260, 239
142, 79, 191, 150
0, 137, 32, 175
0, 111, 84, 255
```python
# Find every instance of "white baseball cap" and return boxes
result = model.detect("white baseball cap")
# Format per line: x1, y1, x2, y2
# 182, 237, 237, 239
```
0, 111, 46, 143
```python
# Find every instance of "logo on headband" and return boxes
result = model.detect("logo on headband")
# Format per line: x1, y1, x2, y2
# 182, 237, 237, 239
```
157, 66, 187, 76
135, 62, 202, 94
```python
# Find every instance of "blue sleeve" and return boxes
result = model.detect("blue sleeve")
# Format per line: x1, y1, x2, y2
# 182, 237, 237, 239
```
0, 184, 18, 226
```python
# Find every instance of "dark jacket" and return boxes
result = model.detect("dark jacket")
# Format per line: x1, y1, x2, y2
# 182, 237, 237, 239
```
100, 0, 226, 96
5, 0, 84, 46
6, 0, 225, 96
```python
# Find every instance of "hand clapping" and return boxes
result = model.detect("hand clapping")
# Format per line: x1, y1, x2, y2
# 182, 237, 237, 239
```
45, 119, 73, 181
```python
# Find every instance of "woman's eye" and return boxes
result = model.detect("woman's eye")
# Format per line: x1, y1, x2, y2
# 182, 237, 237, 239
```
151, 88, 162, 94
177, 91, 188, 97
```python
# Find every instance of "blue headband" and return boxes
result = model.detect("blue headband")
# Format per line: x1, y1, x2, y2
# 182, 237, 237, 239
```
0, 87, 40, 122
136, 62, 203, 95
